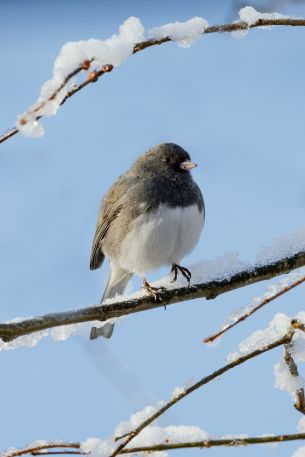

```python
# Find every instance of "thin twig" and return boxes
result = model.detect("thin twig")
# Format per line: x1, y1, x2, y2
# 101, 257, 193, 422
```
6, 432, 305, 456
284, 343, 305, 414
109, 327, 295, 457
2, 17, 305, 144
0, 251, 305, 342
2, 322, 302, 457
4, 443, 81, 457
121, 432, 305, 453
204, 275, 305, 343
32, 453, 84, 456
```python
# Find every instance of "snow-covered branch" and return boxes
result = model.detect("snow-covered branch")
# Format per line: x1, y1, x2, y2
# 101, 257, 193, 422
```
3, 442, 82, 457
1, 7, 305, 144
5, 316, 305, 457
284, 343, 305, 414
0, 248, 305, 344
5, 318, 300, 457
121, 433, 305, 452
204, 273, 305, 343
109, 322, 295, 457
6, 433, 305, 456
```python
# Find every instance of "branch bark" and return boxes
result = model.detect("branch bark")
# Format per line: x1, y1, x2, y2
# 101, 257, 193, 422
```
110, 327, 294, 456
4, 442, 81, 457
1, 250, 305, 342
284, 343, 305, 414
121, 433, 305, 452
204, 274, 305, 343
6, 433, 305, 456
2, 17, 305, 144
3, 322, 302, 457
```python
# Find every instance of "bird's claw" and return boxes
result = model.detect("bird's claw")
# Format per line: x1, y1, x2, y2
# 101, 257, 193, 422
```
171, 263, 192, 287
142, 279, 166, 304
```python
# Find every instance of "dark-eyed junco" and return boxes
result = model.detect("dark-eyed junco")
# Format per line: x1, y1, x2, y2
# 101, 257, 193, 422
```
90, 143, 205, 339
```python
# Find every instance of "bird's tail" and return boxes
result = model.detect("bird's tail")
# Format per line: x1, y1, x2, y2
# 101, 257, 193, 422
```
90, 267, 132, 340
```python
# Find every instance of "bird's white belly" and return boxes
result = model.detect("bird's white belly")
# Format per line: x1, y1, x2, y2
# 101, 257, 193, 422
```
119, 204, 204, 274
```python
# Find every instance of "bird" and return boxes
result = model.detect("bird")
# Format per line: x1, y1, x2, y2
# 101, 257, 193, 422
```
89, 143, 205, 339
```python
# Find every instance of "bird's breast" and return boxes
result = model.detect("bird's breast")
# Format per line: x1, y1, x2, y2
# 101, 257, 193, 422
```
118, 204, 204, 275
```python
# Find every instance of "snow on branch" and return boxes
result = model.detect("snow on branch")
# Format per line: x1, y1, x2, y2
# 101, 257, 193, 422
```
204, 269, 305, 343
1, 7, 305, 144
3, 318, 305, 457
0, 245, 305, 345
5, 433, 305, 456
6, 317, 304, 457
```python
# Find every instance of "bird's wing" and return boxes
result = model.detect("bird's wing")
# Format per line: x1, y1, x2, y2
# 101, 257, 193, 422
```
89, 175, 138, 270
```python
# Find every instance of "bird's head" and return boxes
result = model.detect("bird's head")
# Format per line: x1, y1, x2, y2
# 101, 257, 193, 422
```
135, 143, 197, 175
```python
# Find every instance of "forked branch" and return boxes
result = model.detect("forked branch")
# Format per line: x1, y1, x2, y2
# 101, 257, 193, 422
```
2, 17, 305, 144
0, 250, 304, 342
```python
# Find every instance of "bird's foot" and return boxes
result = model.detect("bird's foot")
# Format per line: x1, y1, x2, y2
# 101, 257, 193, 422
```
171, 263, 192, 287
142, 278, 166, 304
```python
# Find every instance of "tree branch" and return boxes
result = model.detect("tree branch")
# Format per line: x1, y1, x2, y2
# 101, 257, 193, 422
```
2, 17, 305, 144
1, 250, 305, 342
204, 274, 305, 343
110, 327, 295, 457
121, 432, 305, 453
6, 433, 305, 456
4, 442, 81, 457
284, 343, 305, 414
3, 322, 302, 457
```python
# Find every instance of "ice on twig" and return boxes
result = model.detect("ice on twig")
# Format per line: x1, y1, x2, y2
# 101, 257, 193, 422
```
222, 433, 249, 439
227, 310, 305, 359
115, 402, 164, 438
17, 17, 145, 138
171, 386, 185, 399
214, 267, 305, 342
82, 400, 209, 457
239, 6, 289, 26
227, 313, 291, 362
82, 423, 209, 457
0, 317, 49, 351
257, 226, 305, 265
274, 359, 304, 398
149, 17, 208, 48
2, 225, 305, 351
51, 324, 80, 341
131, 424, 210, 446
228, 310, 305, 403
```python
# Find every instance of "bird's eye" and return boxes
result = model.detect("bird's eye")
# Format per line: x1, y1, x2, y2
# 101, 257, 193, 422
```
164, 157, 171, 164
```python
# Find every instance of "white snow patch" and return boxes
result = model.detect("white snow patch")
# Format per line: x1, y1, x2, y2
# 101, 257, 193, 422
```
81, 425, 209, 457
215, 267, 305, 344
149, 17, 208, 48
227, 313, 291, 362
115, 402, 164, 438
0, 317, 49, 351
81, 437, 113, 457
239, 6, 289, 26
17, 17, 144, 138
222, 433, 249, 439
81, 401, 209, 457
131, 424, 210, 447
292, 446, 305, 457
256, 226, 305, 265
274, 359, 304, 397
17, 116, 44, 139
172, 386, 185, 399
51, 323, 80, 341
3, 441, 66, 457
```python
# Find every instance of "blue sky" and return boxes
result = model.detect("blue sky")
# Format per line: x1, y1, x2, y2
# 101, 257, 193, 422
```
1, 1, 305, 456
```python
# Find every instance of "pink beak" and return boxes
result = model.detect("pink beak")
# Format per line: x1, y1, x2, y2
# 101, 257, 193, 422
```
180, 160, 197, 171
